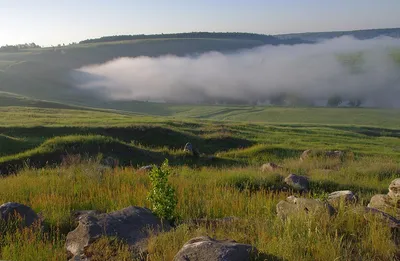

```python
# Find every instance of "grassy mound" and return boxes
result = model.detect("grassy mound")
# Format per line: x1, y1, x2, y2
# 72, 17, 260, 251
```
0, 135, 161, 175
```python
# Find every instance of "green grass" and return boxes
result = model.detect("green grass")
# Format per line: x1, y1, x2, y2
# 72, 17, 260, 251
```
0, 106, 398, 260
0, 158, 397, 260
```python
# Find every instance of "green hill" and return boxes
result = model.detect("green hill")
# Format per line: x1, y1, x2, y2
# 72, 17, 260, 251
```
276, 27, 400, 41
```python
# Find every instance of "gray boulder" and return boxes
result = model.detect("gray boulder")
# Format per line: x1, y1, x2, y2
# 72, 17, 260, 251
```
173, 236, 257, 261
276, 196, 335, 220
328, 190, 357, 206
0, 202, 39, 227
284, 174, 309, 191
66, 206, 171, 260
260, 162, 282, 172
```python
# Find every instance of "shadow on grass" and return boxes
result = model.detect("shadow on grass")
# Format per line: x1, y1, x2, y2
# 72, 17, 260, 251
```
309, 179, 386, 195
0, 135, 243, 175
0, 126, 254, 154
221, 174, 386, 196
330, 126, 400, 138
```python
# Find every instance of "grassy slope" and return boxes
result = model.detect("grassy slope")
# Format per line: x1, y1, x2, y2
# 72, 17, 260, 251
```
169, 105, 400, 128
0, 106, 398, 173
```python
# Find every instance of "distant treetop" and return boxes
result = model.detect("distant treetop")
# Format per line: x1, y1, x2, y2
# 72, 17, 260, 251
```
79, 32, 304, 45
0, 43, 41, 52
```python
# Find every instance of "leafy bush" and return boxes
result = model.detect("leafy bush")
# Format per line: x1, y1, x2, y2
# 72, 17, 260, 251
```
147, 159, 177, 222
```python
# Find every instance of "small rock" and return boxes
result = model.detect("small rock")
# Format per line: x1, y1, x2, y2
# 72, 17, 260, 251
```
101, 156, 119, 169
276, 196, 335, 220
300, 149, 312, 161
284, 174, 309, 191
66, 206, 171, 260
328, 190, 357, 206
184, 142, 200, 157
260, 162, 282, 172
173, 236, 257, 261
388, 178, 400, 200
0, 202, 39, 227
325, 150, 344, 158
138, 165, 153, 172
207, 155, 216, 161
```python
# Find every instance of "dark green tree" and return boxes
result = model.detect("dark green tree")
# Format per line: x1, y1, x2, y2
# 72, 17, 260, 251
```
327, 95, 343, 107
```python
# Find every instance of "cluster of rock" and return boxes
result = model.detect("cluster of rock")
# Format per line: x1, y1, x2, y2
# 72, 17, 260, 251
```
259, 154, 399, 233
276, 179, 400, 231
0, 201, 262, 261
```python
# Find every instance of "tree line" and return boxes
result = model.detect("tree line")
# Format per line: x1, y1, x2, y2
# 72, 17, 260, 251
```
79, 32, 304, 45
0, 43, 41, 52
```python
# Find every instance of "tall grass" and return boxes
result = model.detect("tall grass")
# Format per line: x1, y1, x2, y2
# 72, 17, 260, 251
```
0, 156, 397, 260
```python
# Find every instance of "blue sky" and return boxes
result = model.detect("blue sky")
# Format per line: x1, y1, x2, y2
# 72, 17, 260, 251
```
1, 0, 399, 46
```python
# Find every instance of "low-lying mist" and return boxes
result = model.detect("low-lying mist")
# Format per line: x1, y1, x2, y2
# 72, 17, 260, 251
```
75, 36, 400, 107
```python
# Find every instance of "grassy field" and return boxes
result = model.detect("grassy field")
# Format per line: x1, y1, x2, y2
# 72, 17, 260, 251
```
0, 105, 398, 260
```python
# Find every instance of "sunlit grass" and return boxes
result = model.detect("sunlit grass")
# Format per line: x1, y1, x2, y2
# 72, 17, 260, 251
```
0, 156, 397, 260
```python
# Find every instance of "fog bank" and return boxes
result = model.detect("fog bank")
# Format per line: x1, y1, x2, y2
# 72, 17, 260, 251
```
75, 36, 400, 107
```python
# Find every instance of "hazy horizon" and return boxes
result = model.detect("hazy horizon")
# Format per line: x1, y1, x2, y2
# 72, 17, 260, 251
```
1, 0, 400, 47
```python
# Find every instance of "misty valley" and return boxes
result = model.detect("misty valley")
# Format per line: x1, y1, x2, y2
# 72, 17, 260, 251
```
0, 21, 400, 261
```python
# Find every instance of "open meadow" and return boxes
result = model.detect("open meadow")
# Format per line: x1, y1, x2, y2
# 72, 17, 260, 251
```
0, 104, 398, 260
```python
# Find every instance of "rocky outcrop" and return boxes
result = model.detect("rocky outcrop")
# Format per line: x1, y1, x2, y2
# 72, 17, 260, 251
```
276, 196, 335, 219
368, 178, 400, 219
260, 162, 282, 172
328, 190, 357, 206
173, 236, 257, 261
284, 174, 309, 191
66, 206, 170, 260
0, 202, 39, 227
